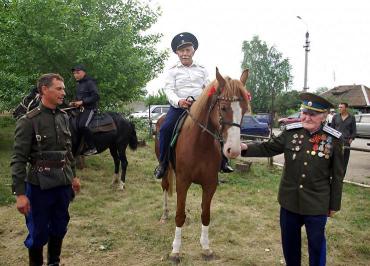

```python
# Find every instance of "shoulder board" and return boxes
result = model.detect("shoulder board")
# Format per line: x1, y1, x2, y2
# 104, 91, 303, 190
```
286, 122, 303, 130
323, 125, 342, 138
26, 107, 42, 119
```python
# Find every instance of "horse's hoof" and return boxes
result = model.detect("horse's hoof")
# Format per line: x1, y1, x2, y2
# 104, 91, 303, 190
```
169, 253, 180, 264
159, 218, 167, 224
118, 181, 125, 190
201, 249, 214, 261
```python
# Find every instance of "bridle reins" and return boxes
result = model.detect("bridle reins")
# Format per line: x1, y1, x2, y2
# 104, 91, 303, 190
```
184, 91, 245, 143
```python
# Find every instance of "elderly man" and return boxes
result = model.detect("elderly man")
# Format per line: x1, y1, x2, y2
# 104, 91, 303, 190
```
154, 32, 235, 179
241, 93, 345, 266
11, 73, 80, 266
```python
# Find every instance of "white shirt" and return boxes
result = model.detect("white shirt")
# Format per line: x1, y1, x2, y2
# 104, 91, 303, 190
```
164, 61, 209, 108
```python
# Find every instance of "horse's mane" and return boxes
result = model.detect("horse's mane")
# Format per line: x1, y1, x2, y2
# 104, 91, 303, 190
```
183, 76, 250, 128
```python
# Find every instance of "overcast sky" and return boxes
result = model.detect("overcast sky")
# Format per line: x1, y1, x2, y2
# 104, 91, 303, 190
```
145, 0, 370, 95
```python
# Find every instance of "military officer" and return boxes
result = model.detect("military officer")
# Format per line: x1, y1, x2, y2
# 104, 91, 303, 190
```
241, 93, 345, 266
11, 73, 81, 266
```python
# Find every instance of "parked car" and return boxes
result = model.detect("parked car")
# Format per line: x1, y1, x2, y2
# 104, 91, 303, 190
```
254, 113, 273, 127
240, 115, 270, 137
355, 113, 370, 138
278, 112, 301, 130
130, 105, 170, 120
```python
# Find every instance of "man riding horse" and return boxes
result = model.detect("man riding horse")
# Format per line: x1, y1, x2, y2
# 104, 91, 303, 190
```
154, 32, 233, 178
70, 64, 100, 156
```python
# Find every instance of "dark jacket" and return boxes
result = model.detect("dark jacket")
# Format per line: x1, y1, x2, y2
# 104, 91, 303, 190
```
331, 113, 356, 143
11, 104, 75, 195
241, 123, 345, 215
76, 76, 99, 110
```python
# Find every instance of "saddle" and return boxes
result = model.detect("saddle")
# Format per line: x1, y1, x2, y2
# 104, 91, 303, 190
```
88, 113, 117, 133
168, 111, 188, 170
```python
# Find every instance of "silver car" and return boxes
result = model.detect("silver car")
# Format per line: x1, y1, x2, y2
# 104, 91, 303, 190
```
355, 113, 370, 138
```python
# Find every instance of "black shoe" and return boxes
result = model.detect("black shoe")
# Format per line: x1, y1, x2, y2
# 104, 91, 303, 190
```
154, 164, 167, 179
221, 163, 234, 173
83, 148, 97, 156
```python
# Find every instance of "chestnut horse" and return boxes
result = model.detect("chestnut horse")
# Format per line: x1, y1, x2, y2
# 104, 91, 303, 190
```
155, 68, 251, 261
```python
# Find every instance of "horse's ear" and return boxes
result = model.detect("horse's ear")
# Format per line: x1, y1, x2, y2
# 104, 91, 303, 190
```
240, 69, 249, 86
216, 67, 226, 89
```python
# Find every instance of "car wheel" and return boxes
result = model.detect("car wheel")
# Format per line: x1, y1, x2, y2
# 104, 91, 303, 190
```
279, 123, 285, 131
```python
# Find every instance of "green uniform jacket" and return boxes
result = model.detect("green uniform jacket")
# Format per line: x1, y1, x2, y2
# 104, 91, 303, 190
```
11, 104, 76, 195
241, 123, 345, 215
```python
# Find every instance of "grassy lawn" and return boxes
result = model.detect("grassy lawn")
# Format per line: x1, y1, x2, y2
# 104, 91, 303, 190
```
0, 117, 369, 265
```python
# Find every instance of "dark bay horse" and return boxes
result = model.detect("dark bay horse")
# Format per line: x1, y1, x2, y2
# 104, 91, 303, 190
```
155, 68, 251, 261
13, 89, 138, 190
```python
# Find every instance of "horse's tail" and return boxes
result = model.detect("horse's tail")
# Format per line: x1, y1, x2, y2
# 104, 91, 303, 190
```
128, 121, 138, 151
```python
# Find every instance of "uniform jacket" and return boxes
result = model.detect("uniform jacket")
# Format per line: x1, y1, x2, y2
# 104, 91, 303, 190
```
241, 123, 345, 215
164, 61, 209, 108
11, 104, 75, 195
76, 76, 99, 110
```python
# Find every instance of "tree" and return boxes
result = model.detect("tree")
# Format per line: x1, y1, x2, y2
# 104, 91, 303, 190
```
275, 90, 301, 115
0, 0, 168, 111
241, 36, 292, 114
145, 89, 168, 106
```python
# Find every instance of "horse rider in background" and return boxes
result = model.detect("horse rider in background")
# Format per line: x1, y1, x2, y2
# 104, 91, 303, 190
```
70, 64, 100, 156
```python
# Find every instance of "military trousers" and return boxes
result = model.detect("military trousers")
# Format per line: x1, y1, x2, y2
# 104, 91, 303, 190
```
158, 106, 186, 164
280, 207, 327, 266
24, 183, 73, 248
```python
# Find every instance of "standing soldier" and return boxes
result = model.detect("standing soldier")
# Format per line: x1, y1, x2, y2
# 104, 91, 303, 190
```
70, 64, 100, 156
241, 93, 345, 266
11, 73, 81, 266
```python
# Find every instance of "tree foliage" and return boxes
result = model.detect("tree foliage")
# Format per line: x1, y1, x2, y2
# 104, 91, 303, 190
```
0, 0, 168, 111
144, 89, 168, 106
274, 90, 301, 115
241, 36, 292, 113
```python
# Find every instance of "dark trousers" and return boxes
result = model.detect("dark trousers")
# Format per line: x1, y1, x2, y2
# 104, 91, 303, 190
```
280, 207, 327, 266
78, 109, 95, 148
343, 142, 351, 176
158, 106, 186, 164
24, 183, 72, 248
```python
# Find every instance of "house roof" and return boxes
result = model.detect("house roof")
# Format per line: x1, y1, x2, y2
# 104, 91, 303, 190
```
321, 85, 370, 107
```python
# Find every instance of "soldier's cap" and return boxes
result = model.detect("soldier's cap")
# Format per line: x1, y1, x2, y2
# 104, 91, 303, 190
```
171, 32, 198, 53
299, 92, 334, 114
71, 64, 86, 72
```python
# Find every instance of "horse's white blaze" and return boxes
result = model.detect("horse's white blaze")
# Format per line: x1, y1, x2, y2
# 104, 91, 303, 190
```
172, 226, 182, 254
200, 224, 210, 250
223, 101, 242, 158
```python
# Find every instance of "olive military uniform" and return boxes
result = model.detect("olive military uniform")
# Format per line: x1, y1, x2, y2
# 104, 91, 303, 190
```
242, 123, 344, 215
242, 122, 344, 266
11, 103, 75, 264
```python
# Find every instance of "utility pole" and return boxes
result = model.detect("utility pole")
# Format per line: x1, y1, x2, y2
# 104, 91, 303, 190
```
297, 16, 310, 92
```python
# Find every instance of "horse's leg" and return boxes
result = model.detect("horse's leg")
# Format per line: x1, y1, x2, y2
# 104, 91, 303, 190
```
109, 146, 120, 188
200, 183, 217, 259
159, 174, 170, 224
170, 179, 191, 262
117, 144, 128, 190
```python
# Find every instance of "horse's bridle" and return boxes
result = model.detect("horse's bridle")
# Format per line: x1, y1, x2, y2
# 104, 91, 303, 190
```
185, 91, 245, 143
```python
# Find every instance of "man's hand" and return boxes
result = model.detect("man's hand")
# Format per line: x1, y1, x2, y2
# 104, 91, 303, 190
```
241, 143, 248, 150
328, 210, 336, 217
178, 99, 192, 109
69, 101, 83, 108
16, 195, 30, 215
72, 177, 81, 193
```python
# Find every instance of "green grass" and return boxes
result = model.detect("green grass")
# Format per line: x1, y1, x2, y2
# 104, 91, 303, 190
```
0, 116, 369, 265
